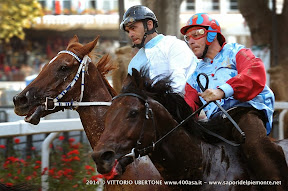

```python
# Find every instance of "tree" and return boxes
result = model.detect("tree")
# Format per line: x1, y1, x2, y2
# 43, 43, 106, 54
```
0, 0, 43, 42
141, 0, 184, 37
238, 0, 288, 101
239, 0, 288, 138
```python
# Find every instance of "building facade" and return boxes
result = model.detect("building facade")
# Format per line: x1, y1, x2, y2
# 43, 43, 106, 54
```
33, 0, 251, 45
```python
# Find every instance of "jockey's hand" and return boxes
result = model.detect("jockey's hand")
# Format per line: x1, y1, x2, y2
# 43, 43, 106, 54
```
198, 88, 225, 102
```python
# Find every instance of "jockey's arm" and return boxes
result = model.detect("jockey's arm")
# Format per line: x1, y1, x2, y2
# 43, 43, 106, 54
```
184, 83, 207, 119
167, 41, 197, 93
184, 83, 202, 112
218, 48, 266, 102
198, 88, 225, 102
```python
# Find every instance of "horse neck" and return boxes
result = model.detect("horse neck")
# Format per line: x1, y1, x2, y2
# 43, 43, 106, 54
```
76, 64, 115, 150
149, 109, 204, 181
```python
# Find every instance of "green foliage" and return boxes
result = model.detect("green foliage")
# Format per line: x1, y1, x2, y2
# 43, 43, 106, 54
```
0, 0, 43, 42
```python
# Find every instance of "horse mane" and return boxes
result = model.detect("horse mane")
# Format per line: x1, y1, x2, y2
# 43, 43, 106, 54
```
121, 68, 226, 143
95, 54, 117, 76
121, 68, 193, 122
95, 54, 118, 97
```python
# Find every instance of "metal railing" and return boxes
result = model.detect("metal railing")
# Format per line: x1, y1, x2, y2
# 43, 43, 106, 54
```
0, 118, 83, 191
0, 102, 287, 190
274, 102, 288, 140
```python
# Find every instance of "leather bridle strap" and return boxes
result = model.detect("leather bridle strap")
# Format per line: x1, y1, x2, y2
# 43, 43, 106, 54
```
112, 93, 152, 119
121, 89, 244, 162
113, 93, 158, 159
44, 50, 111, 110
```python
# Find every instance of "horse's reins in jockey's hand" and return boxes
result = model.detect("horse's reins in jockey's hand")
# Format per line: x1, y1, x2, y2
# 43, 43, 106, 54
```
139, 73, 246, 151
119, 73, 247, 162
146, 73, 245, 149
196, 73, 246, 145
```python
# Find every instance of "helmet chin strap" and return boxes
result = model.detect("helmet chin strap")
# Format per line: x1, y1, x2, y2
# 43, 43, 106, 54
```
132, 20, 156, 49
199, 45, 209, 59
132, 33, 147, 49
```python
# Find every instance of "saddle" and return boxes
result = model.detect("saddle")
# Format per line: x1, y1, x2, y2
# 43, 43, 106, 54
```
192, 106, 267, 145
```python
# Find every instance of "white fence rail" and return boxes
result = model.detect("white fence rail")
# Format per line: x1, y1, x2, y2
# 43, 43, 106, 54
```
0, 118, 83, 137
0, 118, 83, 191
274, 102, 288, 140
0, 102, 288, 190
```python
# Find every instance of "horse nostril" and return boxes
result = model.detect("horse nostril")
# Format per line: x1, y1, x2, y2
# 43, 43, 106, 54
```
13, 95, 29, 106
91, 150, 115, 164
13, 95, 17, 104
19, 96, 28, 105
101, 151, 115, 161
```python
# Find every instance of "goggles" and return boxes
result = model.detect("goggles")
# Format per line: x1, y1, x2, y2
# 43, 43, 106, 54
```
184, 27, 214, 43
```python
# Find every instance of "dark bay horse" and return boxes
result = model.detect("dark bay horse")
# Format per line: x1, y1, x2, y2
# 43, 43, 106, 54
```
92, 69, 288, 191
13, 36, 168, 191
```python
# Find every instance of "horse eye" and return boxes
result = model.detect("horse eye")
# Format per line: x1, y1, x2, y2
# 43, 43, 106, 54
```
59, 65, 68, 71
127, 110, 139, 118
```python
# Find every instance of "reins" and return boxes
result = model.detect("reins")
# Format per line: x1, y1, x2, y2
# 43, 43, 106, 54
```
44, 50, 111, 111
196, 73, 246, 144
118, 73, 246, 160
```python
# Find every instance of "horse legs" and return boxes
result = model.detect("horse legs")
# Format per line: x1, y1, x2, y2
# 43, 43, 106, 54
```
232, 109, 288, 191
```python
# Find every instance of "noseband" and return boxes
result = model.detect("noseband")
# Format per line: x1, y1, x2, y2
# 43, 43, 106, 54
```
44, 50, 111, 110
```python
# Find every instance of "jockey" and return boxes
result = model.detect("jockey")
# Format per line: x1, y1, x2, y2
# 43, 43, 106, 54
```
120, 5, 198, 93
181, 13, 288, 190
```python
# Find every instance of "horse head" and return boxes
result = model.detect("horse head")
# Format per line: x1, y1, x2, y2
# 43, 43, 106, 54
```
92, 69, 184, 177
92, 96, 165, 175
13, 35, 111, 125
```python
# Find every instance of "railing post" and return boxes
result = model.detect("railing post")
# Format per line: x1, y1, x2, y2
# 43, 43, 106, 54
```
278, 110, 287, 140
41, 132, 60, 191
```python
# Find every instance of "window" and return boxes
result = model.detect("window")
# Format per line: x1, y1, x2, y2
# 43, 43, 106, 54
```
212, 0, 219, 10
89, 0, 97, 9
186, 0, 195, 10
38, 0, 46, 9
63, 0, 71, 10
102, 0, 117, 13
230, 0, 238, 10
196, 0, 219, 12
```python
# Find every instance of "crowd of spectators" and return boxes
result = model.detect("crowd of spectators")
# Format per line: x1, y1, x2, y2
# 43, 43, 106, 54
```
0, 38, 49, 81
0, 36, 117, 82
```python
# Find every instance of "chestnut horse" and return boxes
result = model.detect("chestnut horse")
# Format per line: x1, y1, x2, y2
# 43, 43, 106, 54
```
112, 45, 134, 94
13, 36, 167, 191
92, 69, 288, 191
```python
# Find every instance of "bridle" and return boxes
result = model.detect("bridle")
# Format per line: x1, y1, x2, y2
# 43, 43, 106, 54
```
114, 75, 246, 162
112, 93, 158, 161
44, 50, 111, 111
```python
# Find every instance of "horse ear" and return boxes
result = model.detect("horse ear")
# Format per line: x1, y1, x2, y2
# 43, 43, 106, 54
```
83, 36, 99, 54
69, 35, 79, 44
131, 68, 140, 84
131, 68, 143, 88
121, 74, 132, 91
